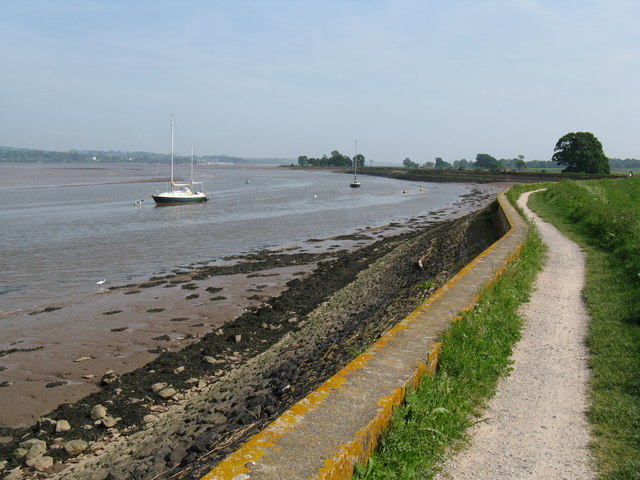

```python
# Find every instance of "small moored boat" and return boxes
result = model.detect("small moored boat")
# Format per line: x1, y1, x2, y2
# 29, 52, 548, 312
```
350, 139, 361, 188
151, 116, 208, 205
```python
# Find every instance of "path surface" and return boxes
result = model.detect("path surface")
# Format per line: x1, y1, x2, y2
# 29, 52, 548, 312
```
437, 190, 595, 479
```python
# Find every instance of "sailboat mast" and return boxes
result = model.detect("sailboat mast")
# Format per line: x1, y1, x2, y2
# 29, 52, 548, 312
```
170, 115, 175, 185
191, 144, 195, 185
354, 139, 358, 176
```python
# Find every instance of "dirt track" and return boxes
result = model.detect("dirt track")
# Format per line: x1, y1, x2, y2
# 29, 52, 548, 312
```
437, 190, 595, 479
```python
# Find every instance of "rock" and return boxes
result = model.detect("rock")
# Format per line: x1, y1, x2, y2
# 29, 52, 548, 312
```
26, 455, 54, 471
215, 328, 224, 336
50, 437, 65, 449
235, 334, 242, 343
0, 460, 6, 471
74, 356, 92, 362
203, 356, 216, 364
143, 414, 157, 423
19, 438, 46, 450
89, 441, 108, 451
101, 416, 118, 428
151, 382, 167, 393
19, 439, 47, 460
64, 439, 88, 456
12, 448, 27, 459
174, 366, 185, 374
55, 419, 71, 432
91, 404, 107, 420
100, 370, 120, 385
37, 417, 56, 431
3, 467, 23, 480
158, 387, 177, 399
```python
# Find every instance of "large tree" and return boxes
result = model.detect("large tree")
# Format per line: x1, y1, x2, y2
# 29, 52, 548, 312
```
552, 132, 610, 174
403, 157, 419, 169
475, 153, 500, 170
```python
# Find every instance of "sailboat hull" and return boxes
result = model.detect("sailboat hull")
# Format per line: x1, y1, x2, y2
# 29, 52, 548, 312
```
151, 192, 208, 205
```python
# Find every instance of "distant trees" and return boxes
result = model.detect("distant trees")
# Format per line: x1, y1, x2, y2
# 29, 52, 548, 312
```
434, 157, 452, 169
297, 150, 363, 167
474, 153, 501, 171
552, 132, 610, 174
452, 159, 470, 170
403, 157, 419, 168
353, 153, 365, 168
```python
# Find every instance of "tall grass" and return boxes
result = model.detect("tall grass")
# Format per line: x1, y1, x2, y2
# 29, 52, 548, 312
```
528, 176, 640, 479
354, 190, 546, 479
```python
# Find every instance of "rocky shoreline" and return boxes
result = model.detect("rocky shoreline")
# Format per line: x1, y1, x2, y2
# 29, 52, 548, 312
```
0, 193, 503, 480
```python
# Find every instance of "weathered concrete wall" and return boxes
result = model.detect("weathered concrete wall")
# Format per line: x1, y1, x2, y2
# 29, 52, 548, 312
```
201, 191, 528, 480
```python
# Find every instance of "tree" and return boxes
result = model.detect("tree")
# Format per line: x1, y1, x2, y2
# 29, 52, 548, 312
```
297, 155, 308, 166
552, 132, 610, 174
353, 153, 365, 168
453, 159, 470, 170
403, 157, 419, 169
435, 157, 451, 169
474, 153, 500, 170
330, 150, 351, 167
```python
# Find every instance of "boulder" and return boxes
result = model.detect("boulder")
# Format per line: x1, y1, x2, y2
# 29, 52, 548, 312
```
64, 439, 88, 456
26, 455, 54, 471
151, 382, 167, 393
158, 387, 177, 399
90, 404, 107, 420
101, 416, 117, 428
19, 439, 47, 460
55, 419, 71, 433
12, 448, 27, 460
3, 467, 23, 480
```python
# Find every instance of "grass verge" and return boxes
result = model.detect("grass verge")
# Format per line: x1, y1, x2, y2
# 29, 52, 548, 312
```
528, 177, 640, 480
354, 187, 546, 479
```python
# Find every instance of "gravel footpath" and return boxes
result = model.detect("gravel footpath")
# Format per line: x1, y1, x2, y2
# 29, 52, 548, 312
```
437, 190, 596, 479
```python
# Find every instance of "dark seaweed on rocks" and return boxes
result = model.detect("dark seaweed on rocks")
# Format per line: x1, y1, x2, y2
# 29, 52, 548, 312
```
0, 206, 502, 479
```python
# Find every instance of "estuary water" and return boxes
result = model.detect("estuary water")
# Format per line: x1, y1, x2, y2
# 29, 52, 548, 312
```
0, 163, 481, 314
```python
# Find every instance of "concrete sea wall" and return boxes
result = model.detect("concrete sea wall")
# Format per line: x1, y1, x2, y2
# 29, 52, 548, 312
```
202, 191, 528, 480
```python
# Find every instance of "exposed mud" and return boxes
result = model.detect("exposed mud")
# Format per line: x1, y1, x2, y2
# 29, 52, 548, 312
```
0, 201, 503, 480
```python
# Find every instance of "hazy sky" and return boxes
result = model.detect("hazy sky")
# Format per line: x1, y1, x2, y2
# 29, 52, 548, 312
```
1, 0, 638, 164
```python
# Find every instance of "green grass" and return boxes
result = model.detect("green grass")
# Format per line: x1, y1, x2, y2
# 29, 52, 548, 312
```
354, 178, 640, 479
528, 176, 640, 480
354, 187, 546, 479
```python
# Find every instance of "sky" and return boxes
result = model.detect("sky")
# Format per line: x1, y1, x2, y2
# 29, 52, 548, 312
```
1, 0, 638, 164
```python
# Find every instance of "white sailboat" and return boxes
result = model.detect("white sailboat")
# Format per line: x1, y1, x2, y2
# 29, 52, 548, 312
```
350, 139, 361, 188
151, 115, 208, 205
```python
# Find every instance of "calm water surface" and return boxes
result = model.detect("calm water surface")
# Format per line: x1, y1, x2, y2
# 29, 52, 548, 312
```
0, 163, 475, 313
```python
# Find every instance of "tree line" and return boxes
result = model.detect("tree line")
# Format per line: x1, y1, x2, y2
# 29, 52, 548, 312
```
0, 147, 282, 165
297, 150, 365, 168
397, 133, 636, 174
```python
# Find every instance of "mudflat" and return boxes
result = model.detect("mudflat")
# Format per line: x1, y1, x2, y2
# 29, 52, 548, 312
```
0, 185, 502, 479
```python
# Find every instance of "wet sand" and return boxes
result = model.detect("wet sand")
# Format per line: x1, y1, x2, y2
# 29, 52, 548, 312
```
0, 184, 503, 430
